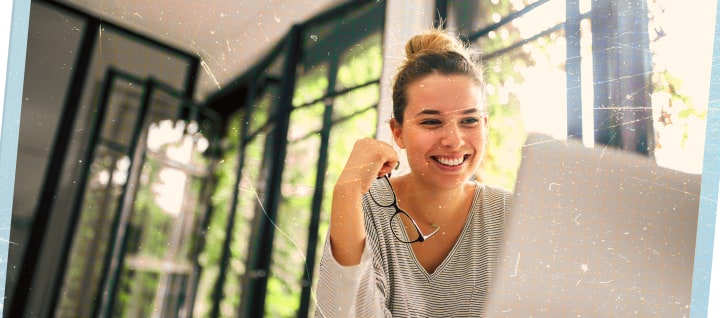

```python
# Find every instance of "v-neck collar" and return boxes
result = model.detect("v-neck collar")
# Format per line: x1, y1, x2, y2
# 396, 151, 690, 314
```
379, 177, 483, 280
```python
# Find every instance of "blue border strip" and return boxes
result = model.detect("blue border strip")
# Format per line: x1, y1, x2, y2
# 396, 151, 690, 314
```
0, 0, 30, 314
691, 0, 720, 316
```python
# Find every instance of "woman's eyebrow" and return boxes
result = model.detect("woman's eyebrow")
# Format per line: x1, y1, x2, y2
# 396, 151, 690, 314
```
413, 108, 479, 117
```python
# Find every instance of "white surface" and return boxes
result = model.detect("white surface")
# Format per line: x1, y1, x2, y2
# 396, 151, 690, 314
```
0, 0, 12, 133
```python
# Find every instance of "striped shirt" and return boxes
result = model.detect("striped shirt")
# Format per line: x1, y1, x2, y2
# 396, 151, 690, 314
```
315, 177, 511, 317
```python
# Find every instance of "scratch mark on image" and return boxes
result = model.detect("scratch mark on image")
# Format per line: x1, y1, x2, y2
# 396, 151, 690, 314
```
53, 11, 81, 32
645, 248, 660, 256
618, 254, 631, 263
239, 176, 323, 308
200, 59, 221, 90
548, 182, 561, 192
271, 5, 281, 23
510, 253, 520, 277
0, 238, 18, 246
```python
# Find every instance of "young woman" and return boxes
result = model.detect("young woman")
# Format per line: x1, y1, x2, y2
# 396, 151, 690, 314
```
315, 29, 511, 317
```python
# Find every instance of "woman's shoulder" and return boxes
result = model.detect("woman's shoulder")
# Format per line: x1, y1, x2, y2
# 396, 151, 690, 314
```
475, 182, 512, 213
477, 182, 512, 199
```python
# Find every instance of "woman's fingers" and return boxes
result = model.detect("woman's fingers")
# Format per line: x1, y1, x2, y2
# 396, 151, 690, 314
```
338, 138, 398, 192
377, 157, 399, 178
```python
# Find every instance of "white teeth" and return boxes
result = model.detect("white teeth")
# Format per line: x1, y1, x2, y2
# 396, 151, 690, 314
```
437, 156, 464, 166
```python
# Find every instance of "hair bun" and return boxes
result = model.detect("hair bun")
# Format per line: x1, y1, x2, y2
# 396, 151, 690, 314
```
405, 29, 467, 61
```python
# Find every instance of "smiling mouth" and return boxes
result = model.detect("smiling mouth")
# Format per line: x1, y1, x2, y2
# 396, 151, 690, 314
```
433, 154, 470, 167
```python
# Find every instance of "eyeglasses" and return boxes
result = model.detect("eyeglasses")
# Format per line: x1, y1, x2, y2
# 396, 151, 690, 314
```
369, 175, 440, 243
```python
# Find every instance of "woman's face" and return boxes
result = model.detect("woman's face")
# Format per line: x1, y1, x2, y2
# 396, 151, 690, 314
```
391, 73, 488, 189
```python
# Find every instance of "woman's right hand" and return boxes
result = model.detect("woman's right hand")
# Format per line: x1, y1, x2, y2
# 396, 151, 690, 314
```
335, 138, 399, 195
330, 138, 398, 266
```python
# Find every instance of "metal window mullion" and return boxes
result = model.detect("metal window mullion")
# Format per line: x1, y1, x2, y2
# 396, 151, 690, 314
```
94, 79, 157, 318
591, 0, 619, 148
291, 103, 377, 144
244, 119, 274, 144
298, 56, 339, 318
294, 78, 380, 109
566, 0, 582, 139
7, 18, 100, 318
183, 55, 201, 100
240, 24, 303, 318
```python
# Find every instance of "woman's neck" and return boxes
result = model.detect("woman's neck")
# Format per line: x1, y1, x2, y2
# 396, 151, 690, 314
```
393, 174, 474, 225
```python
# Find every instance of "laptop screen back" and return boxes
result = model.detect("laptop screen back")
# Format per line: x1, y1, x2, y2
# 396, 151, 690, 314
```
485, 133, 701, 317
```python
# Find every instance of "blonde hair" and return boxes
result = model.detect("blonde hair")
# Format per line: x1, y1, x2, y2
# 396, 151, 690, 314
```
392, 29, 485, 123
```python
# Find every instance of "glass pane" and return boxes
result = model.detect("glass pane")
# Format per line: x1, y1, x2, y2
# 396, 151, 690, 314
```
305, 31, 383, 318
288, 103, 325, 140
265, 134, 320, 317
101, 78, 144, 147
248, 88, 276, 135
263, 64, 327, 318
451, 0, 562, 35
20, 4, 199, 313
11, 1, 84, 223
332, 83, 380, 120
216, 129, 269, 317
335, 33, 383, 87
9, 3, 85, 304
112, 91, 215, 317
293, 64, 329, 108
648, 0, 714, 174
56, 146, 126, 317
472, 15, 566, 189
264, 74, 325, 313
193, 110, 244, 317
57, 75, 145, 317
51, 15, 195, 219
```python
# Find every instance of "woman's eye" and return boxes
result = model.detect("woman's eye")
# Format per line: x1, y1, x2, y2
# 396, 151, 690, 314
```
419, 119, 442, 125
461, 117, 480, 124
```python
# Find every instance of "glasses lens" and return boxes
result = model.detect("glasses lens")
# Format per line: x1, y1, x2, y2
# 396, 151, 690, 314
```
392, 212, 421, 243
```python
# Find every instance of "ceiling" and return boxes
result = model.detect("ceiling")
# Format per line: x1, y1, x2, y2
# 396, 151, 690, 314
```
60, 0, 346, 101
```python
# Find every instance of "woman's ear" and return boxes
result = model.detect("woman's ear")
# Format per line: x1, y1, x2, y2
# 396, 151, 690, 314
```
389, 118, 405, 149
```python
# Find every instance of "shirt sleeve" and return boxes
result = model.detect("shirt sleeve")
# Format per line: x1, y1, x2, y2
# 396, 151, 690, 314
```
314, 233, 391, 318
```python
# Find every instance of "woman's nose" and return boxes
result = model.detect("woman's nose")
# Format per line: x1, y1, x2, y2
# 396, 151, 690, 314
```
439, 122, 463, 148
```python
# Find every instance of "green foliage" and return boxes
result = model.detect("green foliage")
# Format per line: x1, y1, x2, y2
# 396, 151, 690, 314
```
471, 2, 535, 191
294, 64, 329, 107
266, 277, 302, 317
336, 33, 383, 85
652, 67, 709, 148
